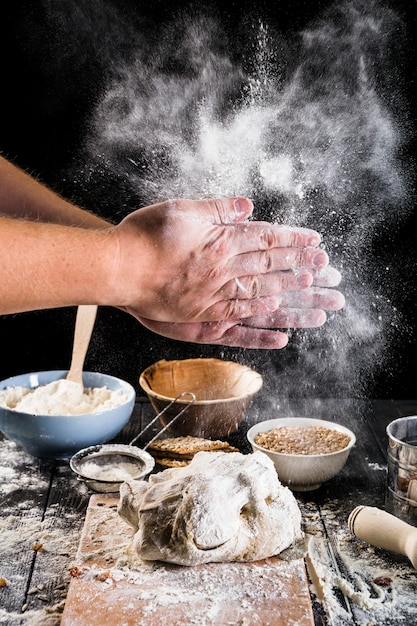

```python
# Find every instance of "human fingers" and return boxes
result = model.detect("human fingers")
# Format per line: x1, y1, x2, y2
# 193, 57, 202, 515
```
226, 246, 329, 280
240, 287, 343, 327
198, 295, 281, 323
310, 266, 342, 287
181, 197, 323, 256
244, 308, 328, 329
272, 287, 345, 311
278, 287, 345, 311
218, 269, 313, 300
225, 222, 322, 256
223, 286, 344, 328
137, 316, 289, 349
183, 280, 342, 324
203, 196, 255, 224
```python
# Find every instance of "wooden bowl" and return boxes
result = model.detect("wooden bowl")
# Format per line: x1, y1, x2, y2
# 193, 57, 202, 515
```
139, 358, 263, 438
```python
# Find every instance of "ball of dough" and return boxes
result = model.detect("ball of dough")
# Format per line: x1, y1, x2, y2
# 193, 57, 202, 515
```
118, 451, 302, 566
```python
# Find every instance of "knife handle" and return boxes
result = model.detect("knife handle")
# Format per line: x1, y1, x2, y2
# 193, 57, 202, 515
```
348, 505, 417, 569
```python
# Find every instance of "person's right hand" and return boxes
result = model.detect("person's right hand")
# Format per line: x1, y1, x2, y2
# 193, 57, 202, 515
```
112, 196, 336, 330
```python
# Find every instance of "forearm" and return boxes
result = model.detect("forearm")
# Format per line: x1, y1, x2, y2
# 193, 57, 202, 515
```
0, 155, 109, 228
0, 154, 345, 348
0, 217, 118, 313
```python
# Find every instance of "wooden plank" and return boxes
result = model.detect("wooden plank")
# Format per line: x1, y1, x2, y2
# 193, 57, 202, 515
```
24, 463, 90, 613
61, 494, 314, 626
0, 436, 53, 613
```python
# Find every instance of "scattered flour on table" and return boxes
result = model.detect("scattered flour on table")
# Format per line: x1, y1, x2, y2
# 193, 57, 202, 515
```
368, 462, 387, 472
0, 510, 81, 561
0, 439, 49, 496
0, 437, 88, 622
302, 499, 417, 626
0, 379, 127, 415
0, 510, 83, 626
65, 559, 307, 626
0, 605, 64, 626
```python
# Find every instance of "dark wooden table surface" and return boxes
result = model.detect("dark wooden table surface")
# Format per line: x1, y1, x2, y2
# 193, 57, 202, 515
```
1, 397, 417, 625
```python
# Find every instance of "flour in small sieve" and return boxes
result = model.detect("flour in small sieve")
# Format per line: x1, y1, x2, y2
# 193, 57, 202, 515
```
78, 460, 140, 482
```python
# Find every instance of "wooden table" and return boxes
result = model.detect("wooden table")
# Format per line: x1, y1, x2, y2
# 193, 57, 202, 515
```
1, 398, 417, 625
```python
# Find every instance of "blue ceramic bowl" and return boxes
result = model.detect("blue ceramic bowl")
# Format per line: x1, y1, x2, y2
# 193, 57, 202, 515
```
0, 371, 136, 459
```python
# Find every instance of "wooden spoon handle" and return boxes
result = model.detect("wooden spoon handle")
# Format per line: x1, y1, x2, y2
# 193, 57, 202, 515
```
66, 305, 98, 386
349, 505, 417, 568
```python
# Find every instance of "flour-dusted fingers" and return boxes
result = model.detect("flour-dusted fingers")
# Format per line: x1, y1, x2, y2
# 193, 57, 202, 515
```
201, 282, 344, 324
137, 317, 290, 349
310, 266, 342, 287
242, 286, 345, 329
218, 270, 314, 300
135, 282, 345, 347
226, 246, 329, 277
200, 197, 323, 251
116, 197, 330, 324
243, 308, 328, 329
278, 287, 345, 311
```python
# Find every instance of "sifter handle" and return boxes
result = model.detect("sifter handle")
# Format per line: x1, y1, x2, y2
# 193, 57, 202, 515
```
348, 505, 417, 569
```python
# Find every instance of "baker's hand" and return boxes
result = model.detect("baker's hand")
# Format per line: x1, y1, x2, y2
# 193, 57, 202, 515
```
135, 265, 344, 348
136, 273, 344, 348
113, 196, 330, 325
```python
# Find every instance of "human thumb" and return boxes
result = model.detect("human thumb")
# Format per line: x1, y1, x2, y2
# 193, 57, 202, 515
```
207, 196, 254, 224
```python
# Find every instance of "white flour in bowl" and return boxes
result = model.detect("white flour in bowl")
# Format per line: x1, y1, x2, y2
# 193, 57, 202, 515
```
0, 379, 127, 416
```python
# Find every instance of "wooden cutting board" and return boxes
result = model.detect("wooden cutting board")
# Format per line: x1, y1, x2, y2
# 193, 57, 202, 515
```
61, 494, 314, 626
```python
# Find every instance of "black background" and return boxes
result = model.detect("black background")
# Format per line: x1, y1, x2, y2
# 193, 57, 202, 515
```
0, 0, 416, 400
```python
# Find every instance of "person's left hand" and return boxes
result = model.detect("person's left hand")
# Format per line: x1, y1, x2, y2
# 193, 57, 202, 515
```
136, 266, 345, 349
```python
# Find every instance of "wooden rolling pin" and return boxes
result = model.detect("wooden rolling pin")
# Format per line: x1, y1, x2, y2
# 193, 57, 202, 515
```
348, 505, 417, 569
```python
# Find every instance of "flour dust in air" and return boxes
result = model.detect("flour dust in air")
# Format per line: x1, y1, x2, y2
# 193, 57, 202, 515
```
83, 0, 414, 400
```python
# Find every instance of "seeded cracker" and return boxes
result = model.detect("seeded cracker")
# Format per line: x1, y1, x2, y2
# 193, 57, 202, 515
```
154, 457, 191, 468
148, 435, 239, 465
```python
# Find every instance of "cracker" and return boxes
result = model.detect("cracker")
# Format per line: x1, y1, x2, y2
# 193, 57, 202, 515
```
148, 435, 238, 457
155, 457, 191, 468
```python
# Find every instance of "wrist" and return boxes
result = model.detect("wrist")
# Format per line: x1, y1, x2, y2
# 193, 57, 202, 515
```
104, 223, 155, 310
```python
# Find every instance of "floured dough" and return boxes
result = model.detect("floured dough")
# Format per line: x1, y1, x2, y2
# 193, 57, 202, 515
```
118, 450, 303, 566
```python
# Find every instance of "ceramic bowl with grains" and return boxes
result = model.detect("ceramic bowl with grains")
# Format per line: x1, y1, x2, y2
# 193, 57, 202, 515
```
247, 417, 356, 491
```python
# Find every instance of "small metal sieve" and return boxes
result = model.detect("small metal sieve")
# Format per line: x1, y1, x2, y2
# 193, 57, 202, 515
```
70, 391, 196, 492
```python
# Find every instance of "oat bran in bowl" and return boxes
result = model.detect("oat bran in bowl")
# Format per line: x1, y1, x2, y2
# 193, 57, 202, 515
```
247, 417, 356, 491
